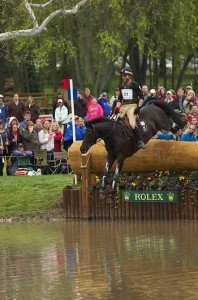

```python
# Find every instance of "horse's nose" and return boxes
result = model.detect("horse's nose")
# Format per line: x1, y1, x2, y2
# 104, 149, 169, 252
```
80, 145, 87, 154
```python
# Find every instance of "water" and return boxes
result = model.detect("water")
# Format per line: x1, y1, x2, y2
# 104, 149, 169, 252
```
0, 220, 197, 300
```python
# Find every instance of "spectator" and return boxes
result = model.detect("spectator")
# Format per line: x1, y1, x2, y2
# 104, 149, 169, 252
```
63, 116, 84, 151
35, 118, 43, 132
142, 85, 149, 100
142, 89, 157, 106
169, 89, 177, 100
4, 117, 10, 130
74, 91, 87, 119
7, 143, 32, 176
21, 120, 40, 152
173, 88, 186, 112
7, 93, 25, 122
157, 87, 166, 103
154, 130, 176, 141
54, 99, 68, 135
183, 90, 196, 113
38, 119, 54, 161
87, 97, 104, 121
180, 125, 197, 141
187, 105, 198, 123
164, 91, 174, 104
0, 94, 7, 128
185, 85, 192, 95
7, 123, 23, 155
156, 84, 164, 97
77, 117, 86, 138
98, 92, 111, 117
52, 91, 70, 118
19, 110, 31, 129
0, 119, 7, 175
25, 95, 40, 123
51, 121, 63, 152
111, 96, 119, 116
83, 88, 94, 110
109, 88, 120, 108
189, 117, 198, 137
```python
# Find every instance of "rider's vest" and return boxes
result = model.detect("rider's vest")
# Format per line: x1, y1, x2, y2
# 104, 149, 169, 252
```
119, 81, 143, 105
121, 88, 134, 104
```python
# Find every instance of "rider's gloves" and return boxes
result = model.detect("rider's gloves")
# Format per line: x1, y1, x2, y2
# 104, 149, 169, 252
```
134, 106, 141, 115
114, 107, 120, 115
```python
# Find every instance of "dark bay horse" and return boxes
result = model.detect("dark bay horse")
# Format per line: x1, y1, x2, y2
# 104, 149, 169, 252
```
80, 102, 186, 199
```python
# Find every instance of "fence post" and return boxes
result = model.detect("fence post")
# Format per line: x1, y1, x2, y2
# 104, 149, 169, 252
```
81, 153, 91, 219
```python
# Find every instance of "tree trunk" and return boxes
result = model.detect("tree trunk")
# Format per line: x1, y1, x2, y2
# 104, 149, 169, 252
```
0, 45, 6, 93
176, 54, 194, 90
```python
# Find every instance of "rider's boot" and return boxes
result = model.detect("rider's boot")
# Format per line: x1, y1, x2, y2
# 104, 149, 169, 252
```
133, 125, 146, 149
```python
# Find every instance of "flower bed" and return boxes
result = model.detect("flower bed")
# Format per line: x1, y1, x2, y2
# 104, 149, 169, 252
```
94, 170, 198, 191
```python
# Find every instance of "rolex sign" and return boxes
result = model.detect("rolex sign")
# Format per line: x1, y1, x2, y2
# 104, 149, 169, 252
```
122, 191, 178, 203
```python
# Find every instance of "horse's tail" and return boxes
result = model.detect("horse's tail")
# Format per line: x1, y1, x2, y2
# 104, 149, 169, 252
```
152, 101, 187, 129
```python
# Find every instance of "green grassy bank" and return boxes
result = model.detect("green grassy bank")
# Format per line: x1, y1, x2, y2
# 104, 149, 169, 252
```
0, 175, 74, 220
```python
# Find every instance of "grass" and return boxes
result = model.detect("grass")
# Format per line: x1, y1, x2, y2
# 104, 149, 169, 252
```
0, 174, 74, 219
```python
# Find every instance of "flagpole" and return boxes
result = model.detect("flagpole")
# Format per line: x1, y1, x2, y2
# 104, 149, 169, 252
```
69, 79, 78, 185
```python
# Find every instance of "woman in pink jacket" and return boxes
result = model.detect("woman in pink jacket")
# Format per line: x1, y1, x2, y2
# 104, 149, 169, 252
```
87, 97, 104, 120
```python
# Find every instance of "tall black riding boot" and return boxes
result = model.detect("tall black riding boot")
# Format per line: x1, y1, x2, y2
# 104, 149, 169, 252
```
134, 125, 146, 149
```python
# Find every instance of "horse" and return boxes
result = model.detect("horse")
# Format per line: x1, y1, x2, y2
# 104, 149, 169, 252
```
80, 102, 186, 200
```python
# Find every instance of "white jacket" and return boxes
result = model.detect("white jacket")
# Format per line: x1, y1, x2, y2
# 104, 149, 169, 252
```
55, 105, 68, 124
38, 130, 54, 151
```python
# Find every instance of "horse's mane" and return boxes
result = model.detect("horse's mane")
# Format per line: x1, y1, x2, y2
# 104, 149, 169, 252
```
86, 117, 114, 126
150, 101, 187, 129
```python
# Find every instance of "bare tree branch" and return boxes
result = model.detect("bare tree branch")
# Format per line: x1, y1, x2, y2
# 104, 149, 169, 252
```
0, 0, 89, 42
29, 0, 54, 8
24, 0, 39, 28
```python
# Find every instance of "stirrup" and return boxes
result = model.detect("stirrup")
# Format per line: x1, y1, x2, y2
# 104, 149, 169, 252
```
138, 141, 146, 149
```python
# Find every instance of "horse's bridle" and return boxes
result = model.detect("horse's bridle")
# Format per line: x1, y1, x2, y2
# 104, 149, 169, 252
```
83, 120, 117, 146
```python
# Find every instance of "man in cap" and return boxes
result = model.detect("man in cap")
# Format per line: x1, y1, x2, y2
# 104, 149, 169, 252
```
54, 98, 69, 134
98, 92, 111, 117
52, 91, 70, 118
114, 66, 145, 149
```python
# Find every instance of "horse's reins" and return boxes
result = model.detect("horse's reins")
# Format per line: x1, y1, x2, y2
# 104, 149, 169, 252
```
84, 120, 117, 144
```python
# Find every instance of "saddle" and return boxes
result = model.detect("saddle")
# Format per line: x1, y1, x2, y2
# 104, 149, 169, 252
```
118, 115, 148, 139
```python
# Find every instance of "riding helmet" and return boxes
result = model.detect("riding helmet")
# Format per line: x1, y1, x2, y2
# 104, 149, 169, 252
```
120, 66, 133, 76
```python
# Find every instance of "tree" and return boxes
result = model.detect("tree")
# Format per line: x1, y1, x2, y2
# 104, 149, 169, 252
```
0, 0, 89, 42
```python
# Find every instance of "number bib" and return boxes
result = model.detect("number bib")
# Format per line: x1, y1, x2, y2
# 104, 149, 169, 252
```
121, 89, 133, 100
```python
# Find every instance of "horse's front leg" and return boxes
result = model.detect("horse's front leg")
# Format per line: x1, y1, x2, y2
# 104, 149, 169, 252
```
107, 158, 124, 202
99, 154, 116, 198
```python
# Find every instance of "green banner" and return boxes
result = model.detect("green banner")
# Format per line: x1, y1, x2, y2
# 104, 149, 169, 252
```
122, 190, 178, 203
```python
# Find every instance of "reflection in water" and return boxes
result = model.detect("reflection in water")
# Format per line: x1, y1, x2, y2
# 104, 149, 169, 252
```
0, 221, 197, 299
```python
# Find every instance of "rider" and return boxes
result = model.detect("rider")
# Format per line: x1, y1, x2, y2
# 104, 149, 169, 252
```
115, 66, 146, 149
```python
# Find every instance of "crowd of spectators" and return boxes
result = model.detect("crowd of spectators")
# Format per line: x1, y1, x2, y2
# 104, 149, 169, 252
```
0, 85, 197, 176
140, 85, 198, 142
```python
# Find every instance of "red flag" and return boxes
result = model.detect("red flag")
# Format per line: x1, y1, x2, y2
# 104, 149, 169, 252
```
60, 79, 70, 89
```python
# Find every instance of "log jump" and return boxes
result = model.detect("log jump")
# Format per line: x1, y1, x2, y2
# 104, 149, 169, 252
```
68, 140, 198, 175
62, 140, 198, 220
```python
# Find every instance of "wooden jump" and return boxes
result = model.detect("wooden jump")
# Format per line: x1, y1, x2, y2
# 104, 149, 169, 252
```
63, 140, 198, 220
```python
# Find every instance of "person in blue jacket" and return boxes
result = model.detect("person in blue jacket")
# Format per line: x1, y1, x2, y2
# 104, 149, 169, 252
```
63, 116, 86, 151
97, 92, 111, 117
0, 94, 7, 128
180, 125, 197, 141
